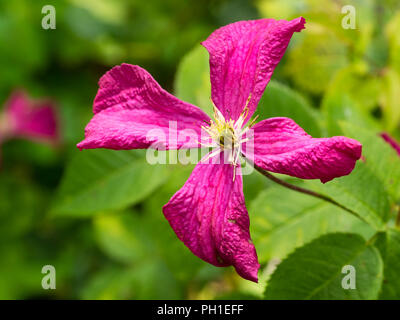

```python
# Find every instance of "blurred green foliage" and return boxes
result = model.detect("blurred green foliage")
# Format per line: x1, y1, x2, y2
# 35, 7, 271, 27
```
0, 0, 399, 300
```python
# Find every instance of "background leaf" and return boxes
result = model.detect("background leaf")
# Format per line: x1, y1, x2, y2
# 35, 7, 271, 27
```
283, 30, 349, 95
256, 81, 322, 137
174, 44, 213, 116
321, 66, 381, 136
299, 122, 400, 230
322, 93, 380, 137
341, 123, 400, 202
81, 262, 182, 300
250, 184, 374, 262
52, 149, 168, 216
307, 163, 390, 230
376, 228, 400, 299
264, 233, 383, 300
379, 69, 400, 132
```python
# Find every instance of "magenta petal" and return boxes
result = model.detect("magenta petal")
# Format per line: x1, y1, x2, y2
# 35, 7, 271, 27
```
4, 90, 58, 143
243, 117, 362, 183
381, 133, 400, 156
78, 64, 210, 150
163, 155, 260, 282
202, 17, 305, 123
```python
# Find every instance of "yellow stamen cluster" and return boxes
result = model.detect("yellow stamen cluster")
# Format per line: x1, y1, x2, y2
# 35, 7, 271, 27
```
202, 107, 240, 151
201, 96, 257, 174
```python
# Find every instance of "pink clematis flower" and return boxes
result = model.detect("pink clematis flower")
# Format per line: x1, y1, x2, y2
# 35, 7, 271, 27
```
381, 133, 400, 156
0, 90, 59, 145
78, 17, 362, 282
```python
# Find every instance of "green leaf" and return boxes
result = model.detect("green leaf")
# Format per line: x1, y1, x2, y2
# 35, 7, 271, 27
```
375, 229, 400, 299
81, 263, 182, 299
250, 184, 374, 262
386, 11, 400, 73
95, 188, 210, 284
94, 211, 154, 264
379, 69, 400, 132
322, 92, 380, 137
264, 233, 383, 300
243, 170, 273, 204
52, 149, 168, 216
322, 65, 381, 136
300, 122, 400, 230
257, 81, 322, 137
283, 31, 348, 94
81, 266, 139, 300
0, 243, 47, 299
308, 163, 390, 230
174, 44, 213, 116
0, 175, 41, 239
341, 123, 400, 202
256, 0, 301, 20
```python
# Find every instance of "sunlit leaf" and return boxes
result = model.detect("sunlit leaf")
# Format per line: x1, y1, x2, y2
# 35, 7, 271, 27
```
379, 68, 400, 132
283, 30, 348, 94
323, 64, 382, 111
386, 11, 400, 72
94, 211, 153, 264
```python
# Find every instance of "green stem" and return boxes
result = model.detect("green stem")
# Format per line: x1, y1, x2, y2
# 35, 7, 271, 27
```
251, 162, 359, 218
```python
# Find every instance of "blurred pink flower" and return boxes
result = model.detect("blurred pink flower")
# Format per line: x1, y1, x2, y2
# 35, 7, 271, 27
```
1, 90, 59, 144
78, 18, 362, 282
381, 132, 400, 156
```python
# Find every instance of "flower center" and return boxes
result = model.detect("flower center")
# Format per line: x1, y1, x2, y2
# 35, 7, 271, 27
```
200, 95, 258, 175
218, 127, 236, 150
202, 106, 250, 167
